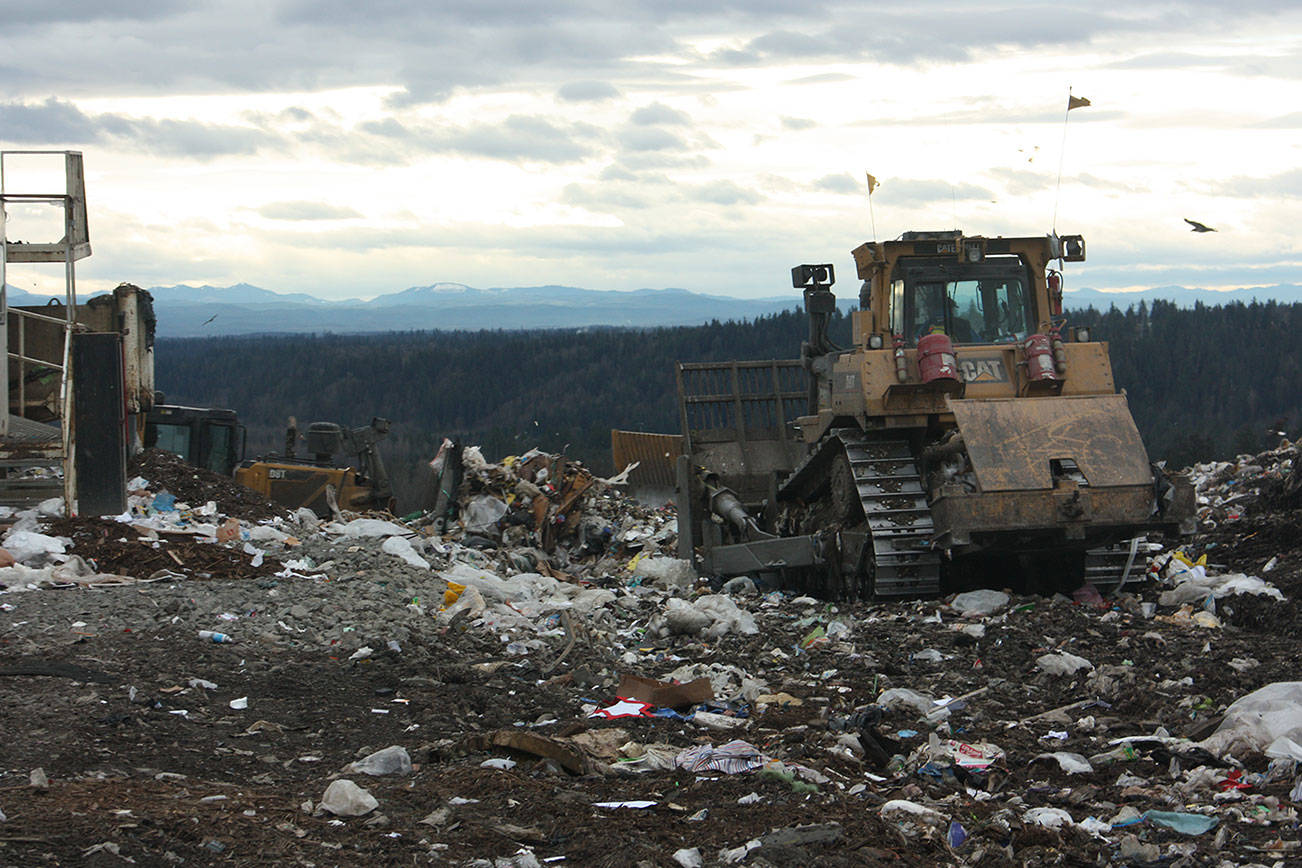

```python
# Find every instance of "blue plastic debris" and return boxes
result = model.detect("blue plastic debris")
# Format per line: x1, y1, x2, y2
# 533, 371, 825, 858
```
1143, 810, 1218, 835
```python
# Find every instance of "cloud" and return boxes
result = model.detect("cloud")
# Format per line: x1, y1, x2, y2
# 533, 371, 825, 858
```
629, 102, 691, 126
780, 116, 816, 130
562, 182, 654, 211
439, 115, 602, 163
1107, 49, 1302, 80
988, 168, 1052, 195
557, 81, 622, 102
1208, 168, 1302, 199
256, 201, 363, 220
705, 5, 1283, 69
615, 152, 712, 171
875, 178, 996, 205
0, 97, 98, 142
1106, 51, 1233, 70
357, 114, 605, 164
812, 173, 861, 194
785, 72, 854, 85
1253, 112, 1302, 128
690, 181, 763, 206
104, 117, 277, 158
0, 97, 278, 158
617, 126, 689, 152
598, 164, 640, 182
2, 0, 184, 28
0, 0, 1292, 110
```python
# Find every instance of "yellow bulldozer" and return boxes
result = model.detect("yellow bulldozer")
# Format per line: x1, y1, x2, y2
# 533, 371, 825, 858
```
233, 417, 395, 517
673, 230, 1195, 599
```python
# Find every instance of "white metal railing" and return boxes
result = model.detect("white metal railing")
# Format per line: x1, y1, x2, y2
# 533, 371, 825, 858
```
0, 151, 89, 509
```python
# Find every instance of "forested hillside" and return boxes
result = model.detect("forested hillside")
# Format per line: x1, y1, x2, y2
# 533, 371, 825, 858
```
1070, 300, 1300, 467
156, 300, 1300, 509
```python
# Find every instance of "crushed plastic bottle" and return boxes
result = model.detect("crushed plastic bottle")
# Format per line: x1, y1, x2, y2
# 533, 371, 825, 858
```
198, 630, 234, 644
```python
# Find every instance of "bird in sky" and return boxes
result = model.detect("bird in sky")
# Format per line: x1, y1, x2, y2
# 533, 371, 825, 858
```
1184, 218, 1216, 233
201, 314, 218, 325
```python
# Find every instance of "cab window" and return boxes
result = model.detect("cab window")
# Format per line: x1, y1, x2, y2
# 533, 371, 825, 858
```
152, 423, 192, 459
895, 257, 1033, 346
207, 424, 233, 474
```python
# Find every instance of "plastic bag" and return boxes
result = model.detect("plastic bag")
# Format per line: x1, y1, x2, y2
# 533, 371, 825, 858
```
1036, 652, 1093, 676
632, 556, 695, 590
347, 745, 412, 776
318, 779, 378, 816
950, 589, 1010, 617
463, 495, 508, 534
877, 688, 936, 716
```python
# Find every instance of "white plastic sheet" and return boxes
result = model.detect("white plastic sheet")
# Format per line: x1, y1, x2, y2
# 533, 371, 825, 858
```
1199, 681, 1302, 760
1159, 571, 1283, 606
3, 530, 67, 565
337, 518, 411, 538
381, 535, 430, 569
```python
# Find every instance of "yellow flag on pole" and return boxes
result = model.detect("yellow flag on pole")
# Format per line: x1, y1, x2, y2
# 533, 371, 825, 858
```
865, 172, 879, 194
1067, 94, 1091, 111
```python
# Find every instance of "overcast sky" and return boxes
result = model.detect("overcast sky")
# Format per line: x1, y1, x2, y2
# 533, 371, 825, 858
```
1, 1, 1299, 300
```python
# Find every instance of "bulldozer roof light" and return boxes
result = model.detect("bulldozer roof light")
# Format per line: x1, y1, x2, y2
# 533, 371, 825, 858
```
792, 263, 835, 289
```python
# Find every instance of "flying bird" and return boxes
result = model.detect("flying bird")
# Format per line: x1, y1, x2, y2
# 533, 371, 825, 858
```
1184, 218, 1216, 233
201, 314, 218, 326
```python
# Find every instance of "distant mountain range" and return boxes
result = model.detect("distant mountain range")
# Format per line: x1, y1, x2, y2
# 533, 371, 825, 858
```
5, 280, 1300, 337
1062, 285, 1302, 310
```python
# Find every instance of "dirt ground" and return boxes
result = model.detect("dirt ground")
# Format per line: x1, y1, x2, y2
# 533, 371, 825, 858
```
0, 500, 1299, 864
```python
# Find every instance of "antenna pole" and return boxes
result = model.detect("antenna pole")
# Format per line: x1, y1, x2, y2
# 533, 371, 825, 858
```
1052, 86, 1073, 234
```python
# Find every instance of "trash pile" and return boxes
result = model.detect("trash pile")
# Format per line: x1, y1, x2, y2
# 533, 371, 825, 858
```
0, 444, 1298, 865
1186, 437, 1300, 526
130, 448, 287, 521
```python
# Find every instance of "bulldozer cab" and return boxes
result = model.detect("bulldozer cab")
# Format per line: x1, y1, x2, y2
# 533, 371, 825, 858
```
894, 258, 1034, 347
145, 404, 245, 476
859, 231, 1083, 350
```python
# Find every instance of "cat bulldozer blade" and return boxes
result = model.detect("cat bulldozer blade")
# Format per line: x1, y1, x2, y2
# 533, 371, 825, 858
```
674, 232, 1195, 599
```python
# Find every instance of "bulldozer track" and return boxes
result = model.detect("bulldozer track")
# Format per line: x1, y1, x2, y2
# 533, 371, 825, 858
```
781, 429, 941, 598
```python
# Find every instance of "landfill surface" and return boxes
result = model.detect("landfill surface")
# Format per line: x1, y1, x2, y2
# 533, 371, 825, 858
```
0, 443, 1299, 867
